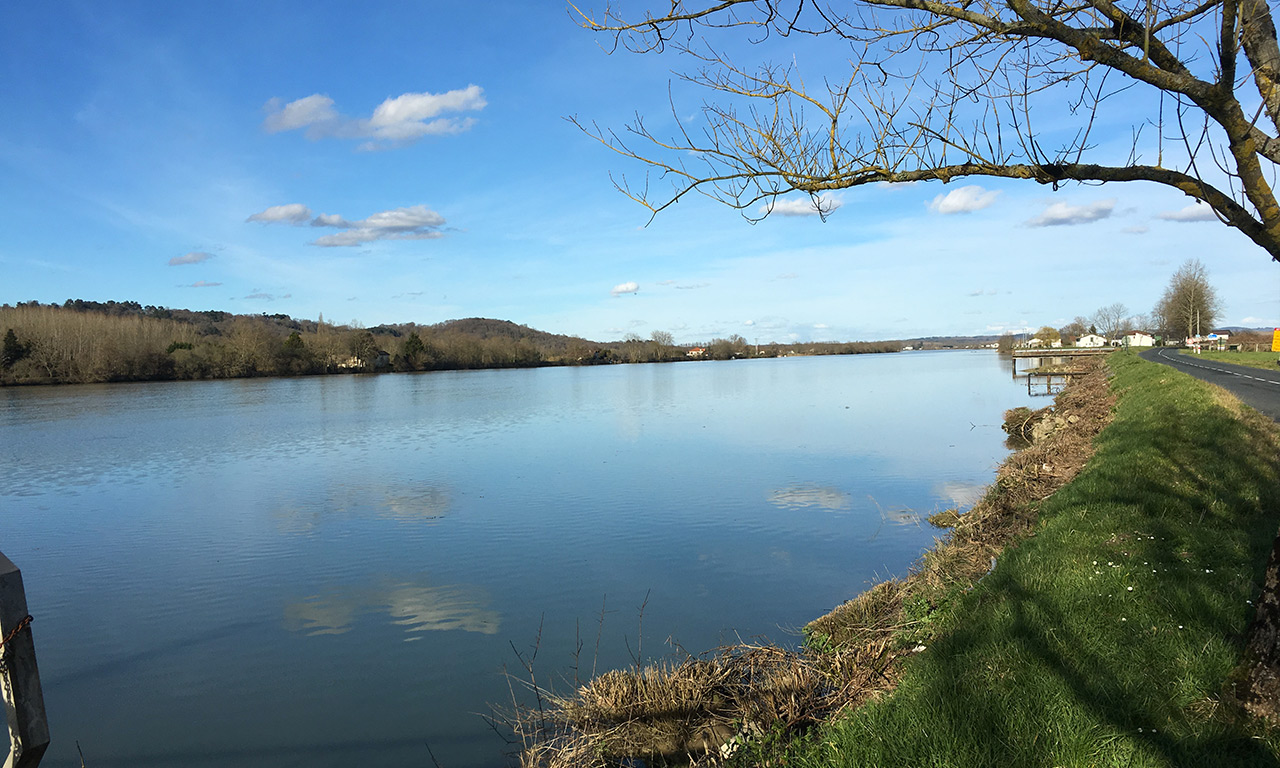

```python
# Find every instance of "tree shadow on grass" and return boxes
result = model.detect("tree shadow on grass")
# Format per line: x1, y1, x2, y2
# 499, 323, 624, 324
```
821, 364, 1280, 767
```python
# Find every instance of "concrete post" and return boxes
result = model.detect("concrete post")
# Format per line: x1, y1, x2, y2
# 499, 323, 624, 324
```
0, 551, 48, 768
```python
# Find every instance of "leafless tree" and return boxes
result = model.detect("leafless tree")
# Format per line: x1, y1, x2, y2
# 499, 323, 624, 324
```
1091, 302, 1130, 338
1059, 316, 1092, 338
650, 329, 675, 345
1154, 257, 1222, 335
570, 0, 1280, 262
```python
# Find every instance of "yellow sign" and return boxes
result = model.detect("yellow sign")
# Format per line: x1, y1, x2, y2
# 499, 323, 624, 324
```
1273, 328, 1280, 352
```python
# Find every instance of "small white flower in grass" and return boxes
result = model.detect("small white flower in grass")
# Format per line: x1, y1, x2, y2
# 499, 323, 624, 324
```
1127, 586, 1133, 591
1178, 625, 1183, 629
1138, 728, 1143, 733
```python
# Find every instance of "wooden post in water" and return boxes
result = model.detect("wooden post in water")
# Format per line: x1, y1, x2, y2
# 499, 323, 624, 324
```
0, 551, 49, 768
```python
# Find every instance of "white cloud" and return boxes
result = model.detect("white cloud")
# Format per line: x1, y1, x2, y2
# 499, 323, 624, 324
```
262, 94, 338, 134
250, 204, 448, 247
247, 203, 313, 225
1026, 199, 1116, 227
927, 185, 1000, 214
675, 282, 710, 290
743, 319, 755, 326
763, 194, 842, 217
187, 280, 221, 288
1157, 203, 1218, 222
1241, 316, 1278, 325
775, 272, 799, 280
813, 323, 830, 329
1122, 224, 1150, 234
263, 86, 486, 149
312, 213, 353, 228
611, 281, 639, 296
169, 251, 214, 266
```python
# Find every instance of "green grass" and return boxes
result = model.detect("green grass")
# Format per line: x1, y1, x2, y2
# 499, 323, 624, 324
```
769, 351, 1280, 768
1184, 349, 1280, 372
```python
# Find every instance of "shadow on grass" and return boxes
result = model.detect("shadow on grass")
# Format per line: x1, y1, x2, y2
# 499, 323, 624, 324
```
802, 353, 1280, 767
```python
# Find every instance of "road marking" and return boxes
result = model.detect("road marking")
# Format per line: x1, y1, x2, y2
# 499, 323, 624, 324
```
1154, 349, 1280, 387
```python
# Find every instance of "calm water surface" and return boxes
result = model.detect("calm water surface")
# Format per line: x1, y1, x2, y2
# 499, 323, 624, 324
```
2, 351, 1035, 767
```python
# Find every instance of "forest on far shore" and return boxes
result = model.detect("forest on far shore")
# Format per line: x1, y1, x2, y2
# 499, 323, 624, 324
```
0, 300, 903, 386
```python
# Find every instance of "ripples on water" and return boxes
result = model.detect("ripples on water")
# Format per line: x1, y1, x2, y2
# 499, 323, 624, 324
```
1, 351, 1036, 767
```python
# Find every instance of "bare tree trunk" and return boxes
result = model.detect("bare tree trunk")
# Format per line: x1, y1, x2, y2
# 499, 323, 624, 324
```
1240, 528, 1280, 723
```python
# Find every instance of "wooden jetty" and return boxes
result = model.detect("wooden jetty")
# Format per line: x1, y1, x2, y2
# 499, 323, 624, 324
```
1009, 347, 1114, 376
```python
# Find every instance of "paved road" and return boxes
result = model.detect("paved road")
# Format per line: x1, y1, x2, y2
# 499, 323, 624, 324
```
1140, 347, 1280, 422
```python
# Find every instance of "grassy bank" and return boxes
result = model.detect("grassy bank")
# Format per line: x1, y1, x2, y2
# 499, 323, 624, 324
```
508, 352, 1279, 767
1185, 349, 1280, 372
777, 351, 1280, 767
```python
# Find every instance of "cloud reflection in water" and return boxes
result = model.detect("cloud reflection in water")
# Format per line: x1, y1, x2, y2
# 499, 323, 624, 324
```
274, 484, 451, 533
934, 480, 987, 509
767, 484, 852, 511
284, 578, 500, 638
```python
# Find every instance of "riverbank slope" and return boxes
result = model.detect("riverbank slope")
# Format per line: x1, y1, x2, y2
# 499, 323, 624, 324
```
505, 352, 1279, 766
781, 350, 1280, 766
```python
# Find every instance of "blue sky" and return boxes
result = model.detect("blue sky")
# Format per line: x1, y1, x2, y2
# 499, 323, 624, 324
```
2, 1, 1276, 344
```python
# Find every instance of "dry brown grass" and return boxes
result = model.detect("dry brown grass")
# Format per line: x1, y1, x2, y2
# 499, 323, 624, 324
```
811, 360, 1113, 646
508, 639, 899, 768
506, 361, 1117, 767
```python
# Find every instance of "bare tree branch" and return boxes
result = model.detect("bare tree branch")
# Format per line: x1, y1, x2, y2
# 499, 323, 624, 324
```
571, 0, 1280, 262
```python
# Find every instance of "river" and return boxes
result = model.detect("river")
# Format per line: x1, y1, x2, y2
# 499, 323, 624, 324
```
1, 350, 1035, 767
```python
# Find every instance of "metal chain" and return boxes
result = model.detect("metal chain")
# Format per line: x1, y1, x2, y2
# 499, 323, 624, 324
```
0, 616, 32, 652
0, 650, 10, 704
0, 615, 25, 749
0, 615, 32, 690
0, 634, 12, 719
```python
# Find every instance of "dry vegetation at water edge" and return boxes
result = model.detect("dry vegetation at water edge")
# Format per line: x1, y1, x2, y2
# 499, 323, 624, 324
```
503, 360, 1122, 766
502, 353, 1280, 766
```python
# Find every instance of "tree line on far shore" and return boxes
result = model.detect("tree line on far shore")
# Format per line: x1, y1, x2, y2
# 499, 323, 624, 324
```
0, 301, 901, 386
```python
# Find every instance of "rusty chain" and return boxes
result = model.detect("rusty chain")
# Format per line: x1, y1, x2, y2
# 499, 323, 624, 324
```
0, 615, 33, 654
0, 614, 29, 707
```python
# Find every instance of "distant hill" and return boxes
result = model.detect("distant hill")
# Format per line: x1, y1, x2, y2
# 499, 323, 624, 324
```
429, 318, 600, 353
898, 334, 1003, 349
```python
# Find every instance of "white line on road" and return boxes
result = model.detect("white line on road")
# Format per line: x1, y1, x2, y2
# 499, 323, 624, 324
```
1155, 349, 1280, 387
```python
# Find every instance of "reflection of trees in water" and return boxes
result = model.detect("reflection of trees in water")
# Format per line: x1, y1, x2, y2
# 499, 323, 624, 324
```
274, 484, 451, 533
284, 578, 501, 637
767, 484, 851, 511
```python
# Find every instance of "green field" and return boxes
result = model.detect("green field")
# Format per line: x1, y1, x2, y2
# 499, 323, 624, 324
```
769, 351, 1280, 767
1184, 349, 1280, 372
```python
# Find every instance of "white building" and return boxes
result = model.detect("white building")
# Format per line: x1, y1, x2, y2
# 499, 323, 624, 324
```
1123, 331, 1155, 347
1077, 333, 1108, 348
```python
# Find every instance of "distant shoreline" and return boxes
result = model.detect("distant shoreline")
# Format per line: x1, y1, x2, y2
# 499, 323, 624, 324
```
5, 301, 992, 388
